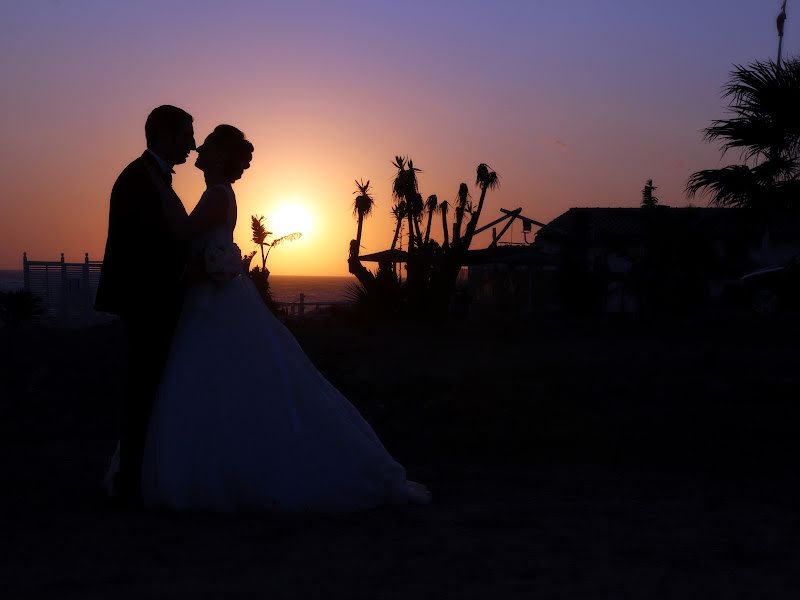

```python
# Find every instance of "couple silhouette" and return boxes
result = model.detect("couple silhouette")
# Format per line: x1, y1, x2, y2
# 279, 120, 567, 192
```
96, 105, 429, 512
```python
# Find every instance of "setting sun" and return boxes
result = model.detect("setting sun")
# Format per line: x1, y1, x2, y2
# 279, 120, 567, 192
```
270, 203, 313, 238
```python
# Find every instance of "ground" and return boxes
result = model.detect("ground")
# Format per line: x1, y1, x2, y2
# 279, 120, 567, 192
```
1, 313, 799, 598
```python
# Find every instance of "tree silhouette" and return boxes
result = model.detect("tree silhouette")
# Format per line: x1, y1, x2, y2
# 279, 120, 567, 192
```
461, 163, 499, 249
352, 178, 374, 255
641, 179, 659, 208
390, 199, 406, 252
251, 215, 272, 271
687, 58, 800, 211
346, 157, 499, 319
391, 156, 422, 252
423, 194, 438, 245
439, 200, 450, 250
251, 215, 301, 270
453, 183, 470, 246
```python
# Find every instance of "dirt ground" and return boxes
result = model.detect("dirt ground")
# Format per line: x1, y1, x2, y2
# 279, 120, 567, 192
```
1, 314, 799, 598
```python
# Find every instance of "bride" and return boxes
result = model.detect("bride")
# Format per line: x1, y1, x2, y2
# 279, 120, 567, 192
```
136, 125, 429, 512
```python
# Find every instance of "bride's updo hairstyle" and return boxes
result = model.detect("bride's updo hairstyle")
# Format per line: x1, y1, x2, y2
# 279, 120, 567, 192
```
207, 124, 254, 183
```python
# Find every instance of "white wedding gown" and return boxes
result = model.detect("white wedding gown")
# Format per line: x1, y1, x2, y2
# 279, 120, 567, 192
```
139, 184, 429, 512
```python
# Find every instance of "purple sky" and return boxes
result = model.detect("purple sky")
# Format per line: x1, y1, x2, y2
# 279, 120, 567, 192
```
0, 1, 796, 274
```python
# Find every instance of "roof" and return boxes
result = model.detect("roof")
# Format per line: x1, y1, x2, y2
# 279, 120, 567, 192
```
358, 249, 409, 263
358, 245, 550, 266
535, 207, 800, 244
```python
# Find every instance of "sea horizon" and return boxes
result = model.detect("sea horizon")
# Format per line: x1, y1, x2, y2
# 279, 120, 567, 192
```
0, 270, 354, 303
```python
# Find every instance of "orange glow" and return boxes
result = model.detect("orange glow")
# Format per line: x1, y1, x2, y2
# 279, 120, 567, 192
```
1, 3, 789, 274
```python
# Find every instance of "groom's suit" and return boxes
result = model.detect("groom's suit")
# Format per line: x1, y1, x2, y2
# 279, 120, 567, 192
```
96, 150, 188, 501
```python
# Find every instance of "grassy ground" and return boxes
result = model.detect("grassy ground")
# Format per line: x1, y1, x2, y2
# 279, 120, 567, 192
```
1, 313, 799, 598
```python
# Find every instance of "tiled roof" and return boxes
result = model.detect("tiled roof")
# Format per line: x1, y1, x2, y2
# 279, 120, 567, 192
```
537, 207, 800, 242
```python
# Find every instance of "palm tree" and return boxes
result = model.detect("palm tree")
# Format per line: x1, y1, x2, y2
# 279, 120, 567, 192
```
390, 199, 406, 251
251, 214, 301, 269
453, 183, 469, 246
439, 200, 450, 249
423, 194, 438, 244
686, 58, 800, 211
352, 178, 374, 256
462, 163, 499, 247
391, 156, 422, 251
409, 192, 425, 247
641, 179, 659, 208
251, 215, 272, 271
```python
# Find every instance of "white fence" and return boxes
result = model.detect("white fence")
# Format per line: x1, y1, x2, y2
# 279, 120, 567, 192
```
23, 253, 106, 325
275, 293, 351, 320
21, 254, 351, 325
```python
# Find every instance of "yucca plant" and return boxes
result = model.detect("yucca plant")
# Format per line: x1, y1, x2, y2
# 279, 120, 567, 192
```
352, 178, 375, 255
423, 194, 438, 245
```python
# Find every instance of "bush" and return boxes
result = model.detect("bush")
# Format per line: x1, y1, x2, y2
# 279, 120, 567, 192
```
0, 291, 43, 325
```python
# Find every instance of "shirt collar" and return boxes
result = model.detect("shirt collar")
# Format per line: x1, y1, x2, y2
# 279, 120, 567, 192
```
146, 149, 175, 174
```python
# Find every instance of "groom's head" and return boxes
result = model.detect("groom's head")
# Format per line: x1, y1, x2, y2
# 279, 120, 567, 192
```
145, 105, 196, 167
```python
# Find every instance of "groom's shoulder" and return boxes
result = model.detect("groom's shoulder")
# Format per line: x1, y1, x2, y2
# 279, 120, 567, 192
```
113, 153, 150, 190
118, 152, 149, 178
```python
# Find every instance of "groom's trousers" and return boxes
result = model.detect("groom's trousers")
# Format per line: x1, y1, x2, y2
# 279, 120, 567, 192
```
118, 308, 179, 501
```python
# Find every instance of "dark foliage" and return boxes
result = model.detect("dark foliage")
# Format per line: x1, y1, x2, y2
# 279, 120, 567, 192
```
0, 290, 43, 326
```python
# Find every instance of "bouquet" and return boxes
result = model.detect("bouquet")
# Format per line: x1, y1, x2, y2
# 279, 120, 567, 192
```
204, 240, 243, 284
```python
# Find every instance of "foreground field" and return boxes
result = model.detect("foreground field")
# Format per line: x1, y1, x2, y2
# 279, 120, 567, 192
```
1, 315, 799, 598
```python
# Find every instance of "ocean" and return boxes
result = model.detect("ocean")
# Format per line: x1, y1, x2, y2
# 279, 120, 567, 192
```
0, 270, 353, 303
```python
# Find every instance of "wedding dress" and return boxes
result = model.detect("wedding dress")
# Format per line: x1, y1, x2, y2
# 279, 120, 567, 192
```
140, 184, 429, 512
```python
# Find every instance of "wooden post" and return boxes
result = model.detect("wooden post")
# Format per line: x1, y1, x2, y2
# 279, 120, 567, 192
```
60, 253, 66, 317
489, 208, 522, 248
83, 252, 91, 315
23, 252, 29, 291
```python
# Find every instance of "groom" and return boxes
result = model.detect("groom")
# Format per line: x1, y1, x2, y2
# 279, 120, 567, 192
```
95, 105, 196, 504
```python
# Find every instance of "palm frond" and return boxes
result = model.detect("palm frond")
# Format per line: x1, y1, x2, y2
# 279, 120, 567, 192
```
685, 165, 765, 208
425, 194, 438, 213
251, 215, 271, 246
476, 163, 500, 190
270, 232, 302, 248
456, 183, 470, 208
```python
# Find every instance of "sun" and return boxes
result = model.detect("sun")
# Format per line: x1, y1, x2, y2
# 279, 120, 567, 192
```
270, 202, 313, 238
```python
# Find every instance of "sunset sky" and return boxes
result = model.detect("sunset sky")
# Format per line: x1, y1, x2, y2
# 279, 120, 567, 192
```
1, 1, 796, 275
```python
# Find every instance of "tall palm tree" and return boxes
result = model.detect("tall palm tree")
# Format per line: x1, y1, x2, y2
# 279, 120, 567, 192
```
687, 58, 800, 211
462, 163, 500, 247
439, 200, 450, 250
641, 179, 659, 208
390, 199, 406, 251
352, 178, 374, 255
409, 192, 425, 247
453, 183, 470, 246
423, 194, 438, 244
391, 156, 422, 251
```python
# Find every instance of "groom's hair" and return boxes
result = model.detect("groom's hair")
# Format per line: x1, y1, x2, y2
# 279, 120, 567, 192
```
145, 105, 193, 147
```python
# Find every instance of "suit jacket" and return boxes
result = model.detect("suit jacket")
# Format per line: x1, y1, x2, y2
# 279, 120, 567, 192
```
95, 151, 188, 318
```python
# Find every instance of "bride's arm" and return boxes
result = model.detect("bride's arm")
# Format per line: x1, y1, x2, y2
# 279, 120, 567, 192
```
145, 163, 228, 240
